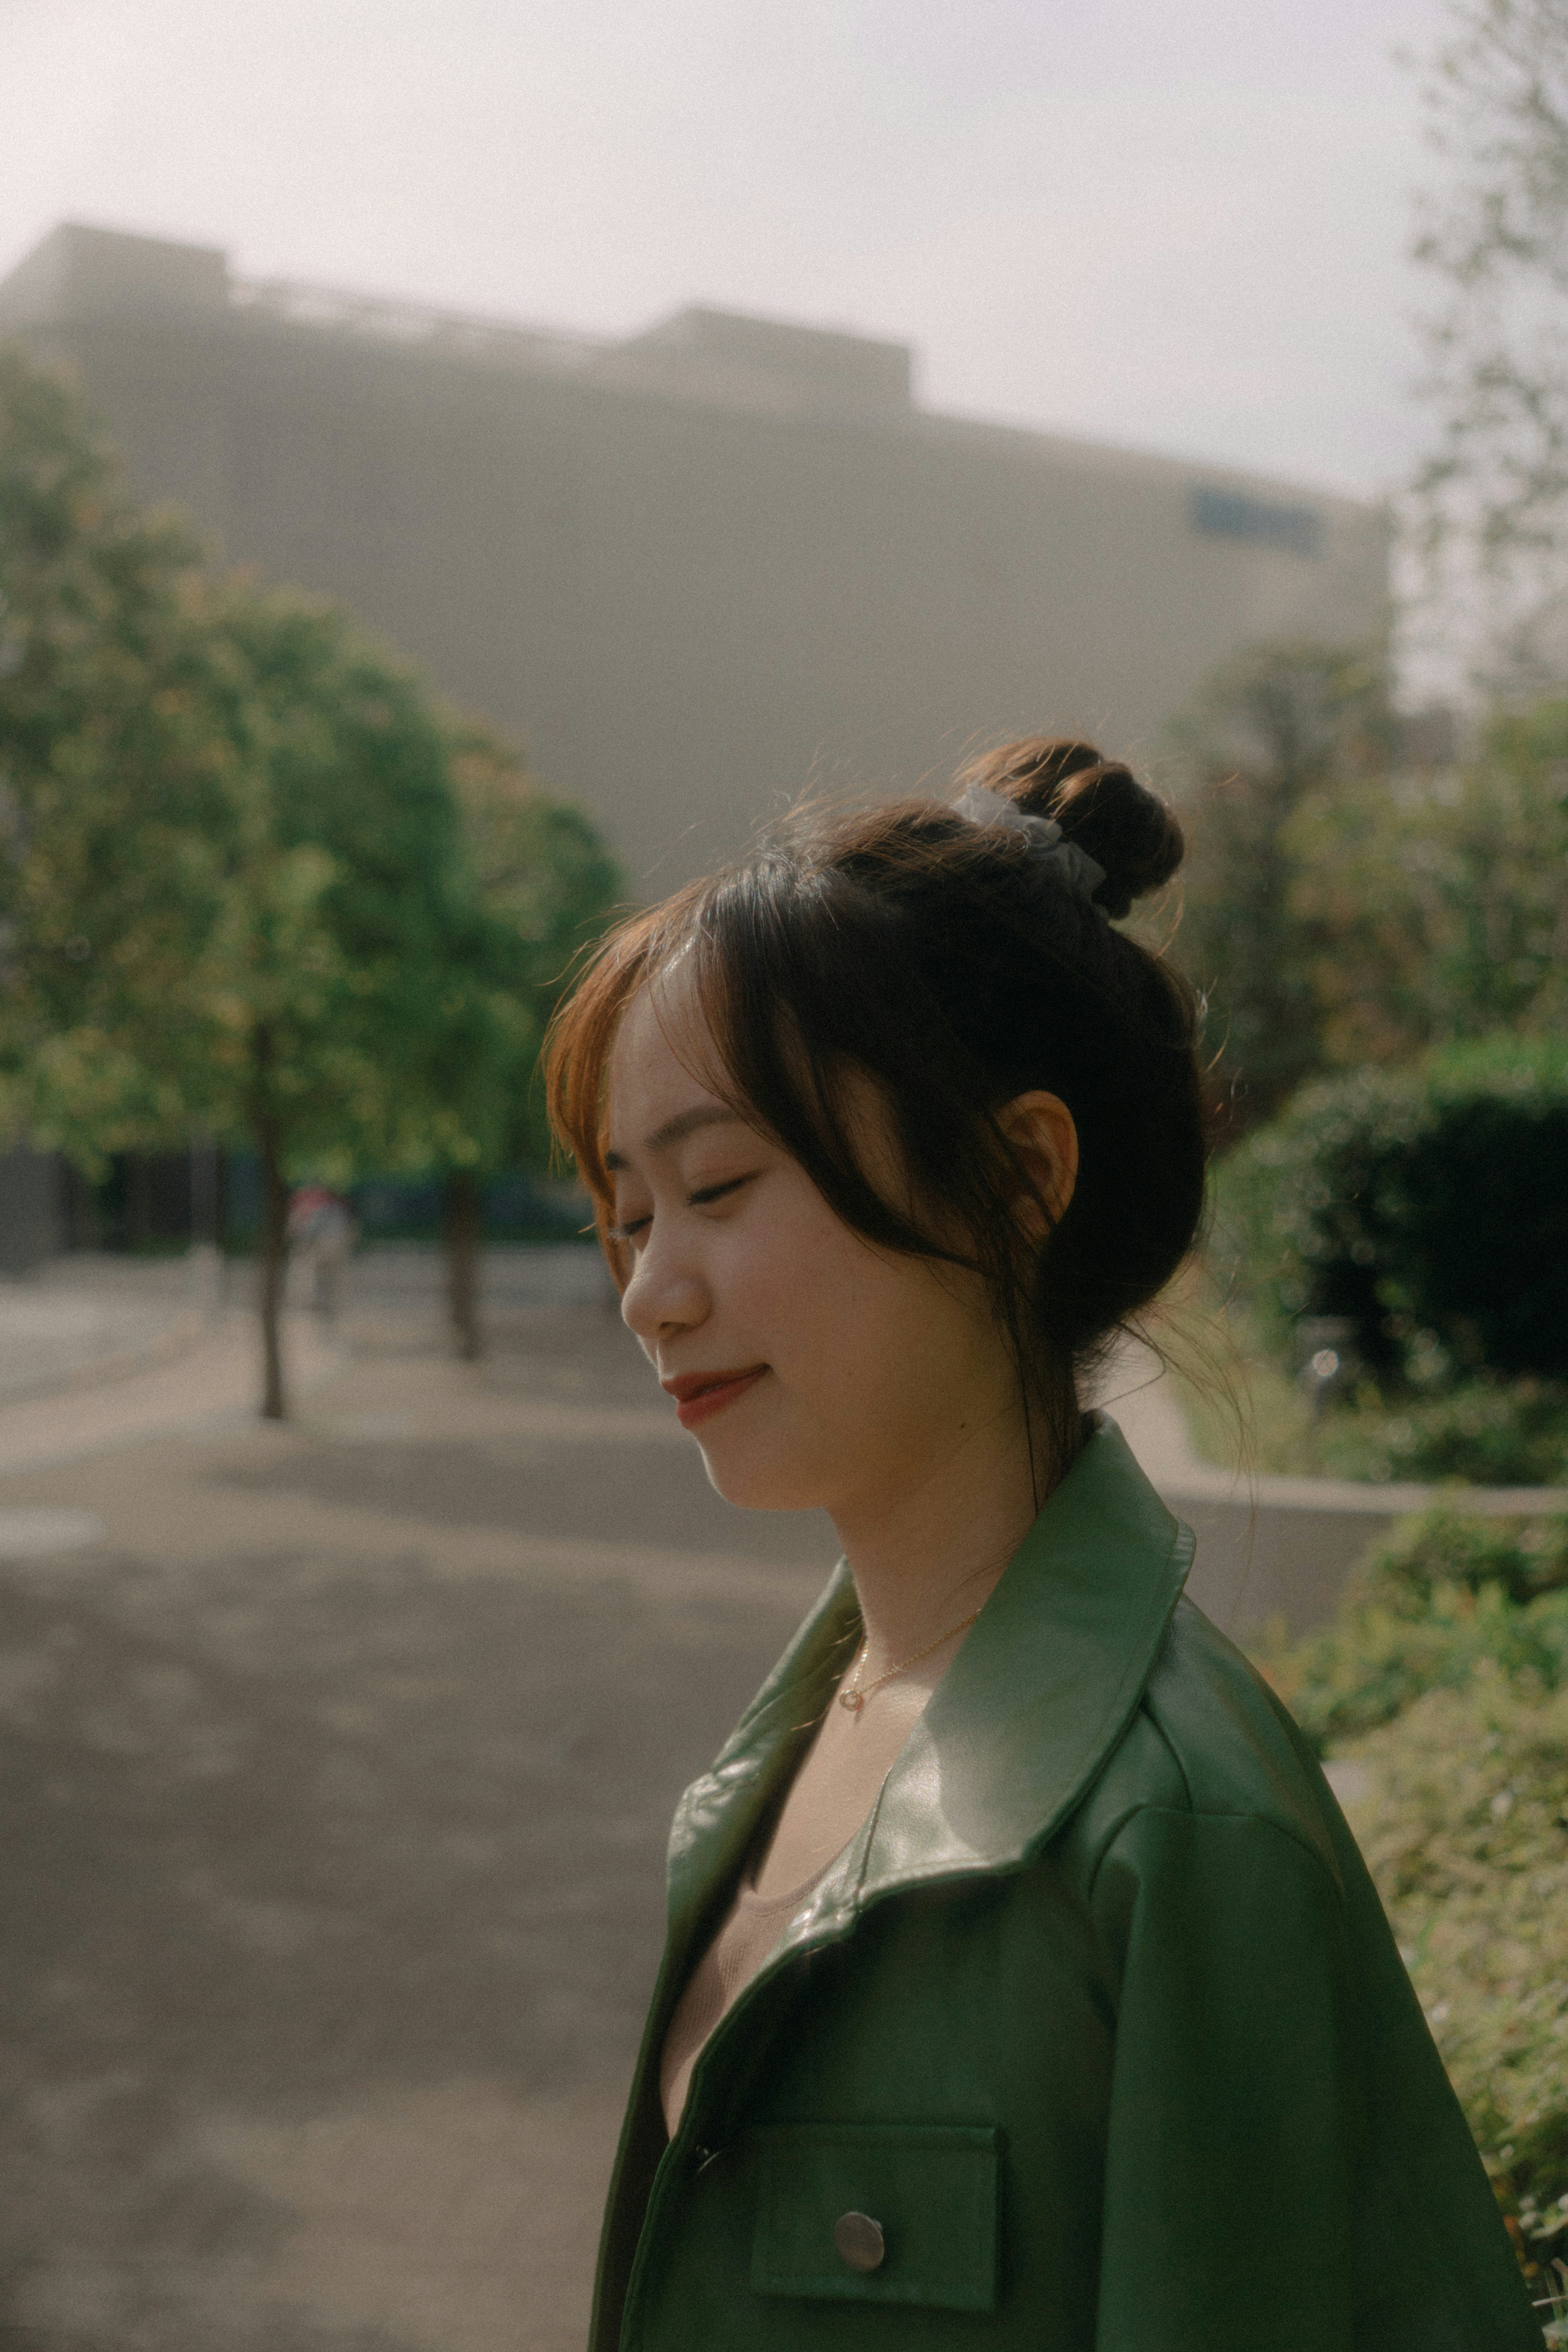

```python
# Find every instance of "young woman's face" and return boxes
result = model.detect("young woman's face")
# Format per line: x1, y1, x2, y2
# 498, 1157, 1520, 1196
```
604, 980, 1026, 1519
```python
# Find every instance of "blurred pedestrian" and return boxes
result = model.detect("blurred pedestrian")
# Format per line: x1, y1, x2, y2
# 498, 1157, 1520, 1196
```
286, 1185, 356, 1323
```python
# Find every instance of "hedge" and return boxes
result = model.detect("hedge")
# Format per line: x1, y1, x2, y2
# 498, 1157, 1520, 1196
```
1213, 1033, 1568, 1383
1259, 1508, 1568, 2309
1316, 1377, 1568, 1487
1342, 1675, 1568, 2298
1261, 1508, 1568, 1752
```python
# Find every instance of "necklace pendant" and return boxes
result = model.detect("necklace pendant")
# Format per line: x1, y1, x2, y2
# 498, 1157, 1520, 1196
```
838, 1688, 866, 1713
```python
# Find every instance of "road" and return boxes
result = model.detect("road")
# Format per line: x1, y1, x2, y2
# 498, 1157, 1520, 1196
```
0, 1296, 840, 2352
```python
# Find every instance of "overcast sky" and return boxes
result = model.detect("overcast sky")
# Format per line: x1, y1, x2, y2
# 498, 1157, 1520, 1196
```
2, 0, 1448, 497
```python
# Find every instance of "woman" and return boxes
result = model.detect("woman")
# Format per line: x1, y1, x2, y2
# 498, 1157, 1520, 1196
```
546, 740, 1539, 2350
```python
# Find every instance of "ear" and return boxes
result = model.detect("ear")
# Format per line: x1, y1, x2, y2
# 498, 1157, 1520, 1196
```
995, 1090, 1079, 1242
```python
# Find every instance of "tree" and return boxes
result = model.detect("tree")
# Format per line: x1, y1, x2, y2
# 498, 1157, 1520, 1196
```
0, 341, 228, 1153
1, 343, 622, 1396
432, 722, 622, 1359
1165, 641, 1395, 1135
1288, 696, 1568, 1063
179, 588, 510, 1413
1412, 0, 1568, 670
3, 552, 502, 1415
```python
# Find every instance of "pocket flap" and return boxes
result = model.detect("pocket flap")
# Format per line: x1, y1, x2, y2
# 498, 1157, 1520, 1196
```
751, 2122, 1000, 2311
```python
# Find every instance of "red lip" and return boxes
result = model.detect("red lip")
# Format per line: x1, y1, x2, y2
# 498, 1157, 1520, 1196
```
662, 1365, 769, 1429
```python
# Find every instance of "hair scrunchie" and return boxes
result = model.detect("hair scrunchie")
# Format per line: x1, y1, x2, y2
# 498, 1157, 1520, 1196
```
951, 782, 1109, 914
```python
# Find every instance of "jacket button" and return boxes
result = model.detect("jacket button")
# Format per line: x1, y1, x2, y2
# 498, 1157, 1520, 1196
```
833, 2211, 886, 2273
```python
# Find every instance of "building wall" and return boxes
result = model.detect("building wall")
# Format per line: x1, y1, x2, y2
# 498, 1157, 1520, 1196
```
1, 224, 1389, 888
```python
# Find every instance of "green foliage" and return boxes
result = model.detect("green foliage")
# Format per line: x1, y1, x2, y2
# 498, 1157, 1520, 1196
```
199, 586, 507, 1180
0, 340, 228, 1155
444, 720, 623, 1173
1176, 1334, 1568, 1487
8, 573, 494, 1184
1170, 638, 1568, 1138
1341, 1674, 1568, 2279
1286, 701, 1568, 1064
0, 340, 624, 1394
1263, 1507, 1568, 1752
1347, 1499, 1568, 1616
1212, 1032, 1568, 1384
1, 341, 622, 1186
1167, 641, 1394, 1130
1318, 1377, 1568, 1487
1261, 1506, 1568, 2290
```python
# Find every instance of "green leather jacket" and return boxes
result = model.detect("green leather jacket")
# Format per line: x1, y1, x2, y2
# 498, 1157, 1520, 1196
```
591, 1419, 1541, 2350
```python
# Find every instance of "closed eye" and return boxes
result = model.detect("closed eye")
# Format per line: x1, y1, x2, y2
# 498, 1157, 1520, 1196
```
610, 1173, 756, 1242
690, 1175, 755, 1208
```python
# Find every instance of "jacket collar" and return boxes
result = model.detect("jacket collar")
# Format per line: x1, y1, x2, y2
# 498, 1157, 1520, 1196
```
664, 1415, 1193, 1962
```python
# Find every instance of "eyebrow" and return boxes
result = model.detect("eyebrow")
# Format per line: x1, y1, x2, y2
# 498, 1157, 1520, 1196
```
603, 1105, 745, 1171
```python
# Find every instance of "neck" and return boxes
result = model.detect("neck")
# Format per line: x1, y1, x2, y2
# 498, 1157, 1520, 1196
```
830, 1397, 1071, 1674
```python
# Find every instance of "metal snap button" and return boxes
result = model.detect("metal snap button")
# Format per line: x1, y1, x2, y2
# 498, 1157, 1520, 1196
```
833, 2210, 886, 2272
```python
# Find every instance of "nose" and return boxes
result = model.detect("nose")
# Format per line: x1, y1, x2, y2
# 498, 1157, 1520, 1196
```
620, 1228, 709, 1349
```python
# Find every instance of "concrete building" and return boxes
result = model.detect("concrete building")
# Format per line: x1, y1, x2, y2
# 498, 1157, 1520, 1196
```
0, 221, 1388, 891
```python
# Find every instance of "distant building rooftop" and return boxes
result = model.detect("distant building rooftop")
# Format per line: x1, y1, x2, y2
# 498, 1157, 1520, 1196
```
0, 217, 1390, 895
0, 220, 916, 421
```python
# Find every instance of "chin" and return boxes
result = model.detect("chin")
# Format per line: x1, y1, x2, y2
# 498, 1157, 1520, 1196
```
695, 1435, 827, 1515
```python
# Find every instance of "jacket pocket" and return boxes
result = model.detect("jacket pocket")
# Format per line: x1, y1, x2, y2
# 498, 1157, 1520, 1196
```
750, 2122, 1001, 2312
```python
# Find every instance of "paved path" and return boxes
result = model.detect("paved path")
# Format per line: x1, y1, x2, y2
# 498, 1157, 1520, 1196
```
0, 1276, 1456, 2350
0, 1254, 220, 1409
0, 1309, 345, 1480
0, 1307, 837, 2352
0, 1246, 608, 1445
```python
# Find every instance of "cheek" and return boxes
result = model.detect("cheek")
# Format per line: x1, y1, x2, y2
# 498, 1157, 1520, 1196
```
713, 1195, 850, 1343
728, 1196, 947, 1399
705, 1178, 871, 1357
693, 1188, 1007, 1508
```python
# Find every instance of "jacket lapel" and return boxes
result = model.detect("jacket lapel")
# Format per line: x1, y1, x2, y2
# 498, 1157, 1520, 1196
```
662, 1558, 862, 1962
663, 1417, 1194, 1964
866, 1415, 1192, 1885
767, 1416, 1194, 1952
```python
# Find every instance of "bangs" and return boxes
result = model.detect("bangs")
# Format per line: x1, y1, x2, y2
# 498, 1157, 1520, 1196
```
545, 893, 687, 1208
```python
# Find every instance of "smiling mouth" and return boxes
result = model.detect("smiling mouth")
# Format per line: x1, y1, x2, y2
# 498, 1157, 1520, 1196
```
662, 1366, 769, 1429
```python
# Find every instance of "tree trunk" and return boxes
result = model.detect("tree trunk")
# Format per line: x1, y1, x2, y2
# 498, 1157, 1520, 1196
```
126, 1153, 154, 1251
189, 1133, 223, 1248
443, 1168, 484, 1362
257, 1124, 290, 1420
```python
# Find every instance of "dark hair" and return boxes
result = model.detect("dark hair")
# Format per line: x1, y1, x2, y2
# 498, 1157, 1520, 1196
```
546, 738, 1206, 1480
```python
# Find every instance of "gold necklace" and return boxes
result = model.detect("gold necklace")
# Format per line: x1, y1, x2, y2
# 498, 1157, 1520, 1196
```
836, 1606, 983, 1714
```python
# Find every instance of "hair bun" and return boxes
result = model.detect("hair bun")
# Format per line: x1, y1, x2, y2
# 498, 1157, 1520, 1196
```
953, 738, 1183, 920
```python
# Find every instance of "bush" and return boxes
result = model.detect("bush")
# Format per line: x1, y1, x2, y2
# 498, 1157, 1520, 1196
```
1318, 1377, 1568, 1487
1262, 1510, 1568, 2302
1341, 1674, 1568, 2290
1261, 1509, 1568, 1750
1214, 1033, 1568, 1383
